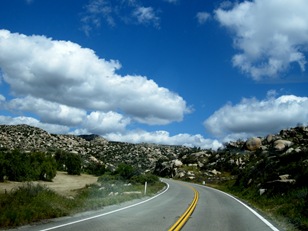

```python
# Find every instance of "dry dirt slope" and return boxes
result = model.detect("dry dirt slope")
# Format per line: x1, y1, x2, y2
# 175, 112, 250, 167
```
0, 171, 98, 196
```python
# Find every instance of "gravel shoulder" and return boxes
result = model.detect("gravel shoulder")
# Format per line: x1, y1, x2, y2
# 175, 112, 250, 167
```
0, 171, 98, 196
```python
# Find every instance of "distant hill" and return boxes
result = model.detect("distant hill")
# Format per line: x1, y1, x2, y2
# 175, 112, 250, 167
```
1, 123, 307, 181
0, 124, 192, 173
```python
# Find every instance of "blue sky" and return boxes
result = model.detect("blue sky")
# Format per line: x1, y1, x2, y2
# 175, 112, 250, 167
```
0, 0, 308, 149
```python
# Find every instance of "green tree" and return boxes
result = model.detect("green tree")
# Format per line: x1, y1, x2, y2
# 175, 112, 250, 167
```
65, 153, 81, 175
130, 173, 159, 185
0, 151, 7, 181
54, 150, 67, 171
114, 163, 135, 180
5, 150, 32, 181
85, 162, 106, 176
30, 152, 57, 181
0, 150, 57, 182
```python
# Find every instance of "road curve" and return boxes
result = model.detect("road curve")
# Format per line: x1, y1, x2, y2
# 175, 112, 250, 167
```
9, 179, 281, 231
10, 179, 194, 231
181, 182, 281, 231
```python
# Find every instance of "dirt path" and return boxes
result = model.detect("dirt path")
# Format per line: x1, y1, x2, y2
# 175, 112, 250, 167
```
0, 171, 98, 196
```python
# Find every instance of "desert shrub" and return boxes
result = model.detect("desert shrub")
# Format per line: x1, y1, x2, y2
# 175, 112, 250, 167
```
0, 170, 165, 228
113, 163, 136, 180
4, 150, 32, 181
30, 152, 57, 181
0, 151, 7, 181
54, 150, 67, 171
0, 183, 74, 227
130, 173, 159, 185
54, 151, 82, 175
65, 153, 82, 175
84, 162, 106, 176
97, 173, 119, 183
0, 150, 56, 182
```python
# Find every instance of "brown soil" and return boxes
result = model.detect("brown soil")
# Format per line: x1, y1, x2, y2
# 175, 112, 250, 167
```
0, 171, 98, 196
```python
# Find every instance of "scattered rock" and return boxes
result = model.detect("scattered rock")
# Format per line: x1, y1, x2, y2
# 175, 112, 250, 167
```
245, 137, 262, 151
188, 163, 198, 167
259, 188, 266, 195
1, 124, 308, 189
173, 159, 183, 167
279, 174, 290, 180
178, 172, 185, 178
122, 191, 142, 195
266, 134, 274, 143
210, 169, 221, 175
274, 140, 293, 151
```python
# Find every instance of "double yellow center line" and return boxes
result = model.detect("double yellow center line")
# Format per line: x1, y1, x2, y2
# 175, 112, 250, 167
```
168, 185, 199, 231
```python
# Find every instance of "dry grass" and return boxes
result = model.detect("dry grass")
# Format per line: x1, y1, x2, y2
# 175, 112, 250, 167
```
0, 171, 98, 196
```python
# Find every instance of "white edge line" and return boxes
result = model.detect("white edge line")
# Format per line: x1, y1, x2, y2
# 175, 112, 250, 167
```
200, 185, 280, 231
40, 181, 170, 231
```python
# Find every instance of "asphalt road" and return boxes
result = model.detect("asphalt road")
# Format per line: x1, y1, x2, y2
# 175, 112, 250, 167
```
181, 182, 280, 231
10, 179, 281, 231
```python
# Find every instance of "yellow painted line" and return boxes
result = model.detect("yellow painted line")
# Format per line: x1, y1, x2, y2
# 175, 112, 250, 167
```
168, 184, 199, 231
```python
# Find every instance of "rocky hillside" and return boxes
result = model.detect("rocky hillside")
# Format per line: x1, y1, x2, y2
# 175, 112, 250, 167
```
0, 124, 193, 173
1, 124, 307, 183
160, 125, 308, 187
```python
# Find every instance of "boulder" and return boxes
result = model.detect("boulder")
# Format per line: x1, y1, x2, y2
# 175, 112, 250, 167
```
210, 169, 221, 175
178, 172, 186, 178
181, 151, 209, 164
266, 134, 274, 143
274, 140, 293, 151
279, 174, 290, 180
173, 159, 183, 167
197, 161, 204, 168
259, 188, 266, 196
267, 174, 296, 184
245, 137, 262, 151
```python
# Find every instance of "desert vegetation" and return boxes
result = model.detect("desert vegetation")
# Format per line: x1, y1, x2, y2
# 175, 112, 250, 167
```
1, 124, 308, 230
0, 150, 57, 182
0, 162, 163, 228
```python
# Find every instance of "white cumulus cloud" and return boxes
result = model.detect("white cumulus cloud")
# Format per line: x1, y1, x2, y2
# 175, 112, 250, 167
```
7, 96, 86, 126
215, 0, 308, 80
0, 94, 5, 101
0, 29, 188, 125
0, 116, 70, 134
104, 130, 222, 150
82, 111, 131, 134
204, 94, 308, 140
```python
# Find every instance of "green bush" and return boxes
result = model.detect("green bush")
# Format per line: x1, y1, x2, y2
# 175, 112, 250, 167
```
97, 173, 120, 183
54, 150, 67, 171
4, 150, 32, 181
0, 151, 7, 181
54, 151, 82, 175
0, 150, 57, 182
114, 163, 136, 180
84, 162, 106, 176
0, 171, 166, 228
65, 153, 82, 175
30, 152, 57, 181
130, 173, 159, 185
0, 183, 74, 227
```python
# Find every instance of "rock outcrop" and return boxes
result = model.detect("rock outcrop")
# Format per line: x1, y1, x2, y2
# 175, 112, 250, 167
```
245, 137, 262, 151
0, 124, 191, 173
0, 124, 307, 187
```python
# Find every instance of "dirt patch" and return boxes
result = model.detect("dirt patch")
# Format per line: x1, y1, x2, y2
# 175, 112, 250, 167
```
0, 171, 98, 196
